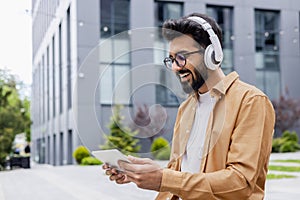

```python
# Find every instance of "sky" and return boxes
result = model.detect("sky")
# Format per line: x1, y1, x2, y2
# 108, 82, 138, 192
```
0, 0, 32, 85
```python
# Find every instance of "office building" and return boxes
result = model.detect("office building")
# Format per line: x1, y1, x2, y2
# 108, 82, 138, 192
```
31, 0, 300, 165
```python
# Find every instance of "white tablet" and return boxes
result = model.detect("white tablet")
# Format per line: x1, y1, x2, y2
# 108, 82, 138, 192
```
91, 149, 130, 170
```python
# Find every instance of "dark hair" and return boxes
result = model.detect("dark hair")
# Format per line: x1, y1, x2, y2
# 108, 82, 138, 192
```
162, 13, 223, 49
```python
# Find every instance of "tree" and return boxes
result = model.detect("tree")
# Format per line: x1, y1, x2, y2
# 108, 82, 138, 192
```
130, 104, 168, 144
101, 105, 140, 155
272, 92, 300, 137
0, 69, 31, 169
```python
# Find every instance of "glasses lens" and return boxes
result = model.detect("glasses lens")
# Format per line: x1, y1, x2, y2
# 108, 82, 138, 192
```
175, 54, 186, 67
163, 57, 172, 69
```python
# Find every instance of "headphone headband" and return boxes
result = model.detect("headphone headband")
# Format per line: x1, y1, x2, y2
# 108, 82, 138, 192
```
187, 16, 223, 63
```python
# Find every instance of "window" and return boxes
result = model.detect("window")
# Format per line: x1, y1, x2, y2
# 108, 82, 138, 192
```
42, 56, 45, 123
46, 47, 50, 120
67, 7, 72, 109
52, 36, 56, 117
154, 1, 183, 106
100, 0, 130, 38
207, 5, 234, 74
59, 132, 64, 165
67, 130, 73, 164
47, 135, 50, 164
58, 24, 63, 113
53, 134, 56, 165
255, 10, 280, 99
155, 1, 183, 27
99, 0, 131, 104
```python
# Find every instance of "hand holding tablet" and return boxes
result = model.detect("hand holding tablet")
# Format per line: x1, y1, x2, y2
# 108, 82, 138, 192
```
92, 149, 130, 171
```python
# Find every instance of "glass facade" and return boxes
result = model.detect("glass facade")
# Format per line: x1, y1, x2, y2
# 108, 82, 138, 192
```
99, 0, 131, 104
100, 0, 130, 37
255, 10, 280, 99
207, 5, 234, 75
154, 1, 183, 106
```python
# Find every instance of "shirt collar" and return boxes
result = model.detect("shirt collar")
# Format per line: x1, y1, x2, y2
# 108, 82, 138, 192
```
210, 71, 239, 98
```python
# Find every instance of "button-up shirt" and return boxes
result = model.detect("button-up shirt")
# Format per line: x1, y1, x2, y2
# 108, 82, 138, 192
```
156, 71, 275, 200
181, 91, 215, 174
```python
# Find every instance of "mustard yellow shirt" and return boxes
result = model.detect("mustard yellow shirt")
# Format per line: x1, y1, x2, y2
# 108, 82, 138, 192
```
156, 71, 275, 200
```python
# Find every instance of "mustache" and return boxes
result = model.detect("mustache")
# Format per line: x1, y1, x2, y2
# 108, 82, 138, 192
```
176, 69, 191, 76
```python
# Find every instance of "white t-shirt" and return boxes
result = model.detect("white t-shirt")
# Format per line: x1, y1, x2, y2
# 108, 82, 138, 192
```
181, 91, 215, 173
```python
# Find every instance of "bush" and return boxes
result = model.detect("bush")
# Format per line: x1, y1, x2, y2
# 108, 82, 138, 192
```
272, 131, 300, 153
73, 146, 90, 164
155, 147, 171, 160
151, 137, 170, 160
81, 156, 102, 165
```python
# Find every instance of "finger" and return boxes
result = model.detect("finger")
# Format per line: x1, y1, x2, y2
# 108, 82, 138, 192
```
102, 163, 110, 169
109, 173, 127, 181
124, 170, 138, 178
111, 168, 118, 174
105, 170, 112, 176
119, 161, 161, 174
116, 174, 131, 184
127, 155, 152, 164
109, 174, 121, 181
118, 161, 138, 172
123, 172, 135, 183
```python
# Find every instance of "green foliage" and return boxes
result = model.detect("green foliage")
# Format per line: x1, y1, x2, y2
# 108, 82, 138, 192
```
73, 146, 90, 164
0, 69, 31, 169
155, 147, 171, 160
81, 156, 102, 165
268, 165, 300, 172
272, 130, 300, 153
267, 174, 296, 179
272, 93, 300, 135
151, 137, 170, 160
0, 128, 14, 167
101, 105, 141, 155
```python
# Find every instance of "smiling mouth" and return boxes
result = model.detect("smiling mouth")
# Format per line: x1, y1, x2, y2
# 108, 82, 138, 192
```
179, 72, 190, 78
178, 72, 191, 82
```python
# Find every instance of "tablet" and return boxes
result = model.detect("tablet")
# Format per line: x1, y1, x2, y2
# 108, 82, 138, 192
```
91, 149, 130, 170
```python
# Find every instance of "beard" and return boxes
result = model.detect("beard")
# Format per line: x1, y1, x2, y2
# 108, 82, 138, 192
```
177, 65, 207, 94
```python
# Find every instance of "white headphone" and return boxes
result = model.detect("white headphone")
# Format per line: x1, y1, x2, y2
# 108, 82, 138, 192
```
187, 16, 223, 70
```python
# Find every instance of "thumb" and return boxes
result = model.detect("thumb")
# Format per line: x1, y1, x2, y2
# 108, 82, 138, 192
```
127, 155, 153, 164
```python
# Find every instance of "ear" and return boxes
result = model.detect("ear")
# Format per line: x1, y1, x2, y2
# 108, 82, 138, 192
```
204, 45, 220, 70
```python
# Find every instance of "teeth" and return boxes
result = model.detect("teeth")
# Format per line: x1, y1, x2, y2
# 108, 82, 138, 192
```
180, 72, 190, 78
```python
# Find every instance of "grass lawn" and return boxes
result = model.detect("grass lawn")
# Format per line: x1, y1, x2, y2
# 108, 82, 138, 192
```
267, 174, 297, 179
268, 165, 300, 172
267, 159, 300, 179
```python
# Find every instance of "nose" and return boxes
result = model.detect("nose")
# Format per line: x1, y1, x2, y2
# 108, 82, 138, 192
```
171, 61, 181, 72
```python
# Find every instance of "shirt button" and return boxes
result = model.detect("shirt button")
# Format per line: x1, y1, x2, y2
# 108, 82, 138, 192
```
186, 130, 190, 133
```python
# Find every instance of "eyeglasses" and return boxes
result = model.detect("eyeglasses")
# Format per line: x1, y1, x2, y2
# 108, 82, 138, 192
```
163, 49, 204, 69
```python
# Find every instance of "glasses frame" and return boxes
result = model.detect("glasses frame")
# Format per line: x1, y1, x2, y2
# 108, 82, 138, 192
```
163, 49, 204, 69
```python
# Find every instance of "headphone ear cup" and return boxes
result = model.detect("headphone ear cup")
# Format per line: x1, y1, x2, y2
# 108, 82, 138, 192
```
204, 45, 218, 70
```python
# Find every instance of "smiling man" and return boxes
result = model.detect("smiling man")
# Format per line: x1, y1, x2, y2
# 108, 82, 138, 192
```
103, 13, 275, 200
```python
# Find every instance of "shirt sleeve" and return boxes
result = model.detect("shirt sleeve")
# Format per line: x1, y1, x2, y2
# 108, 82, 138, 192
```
159, 95, 275, 200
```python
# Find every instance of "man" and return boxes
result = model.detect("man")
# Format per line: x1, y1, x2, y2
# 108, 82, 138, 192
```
103, 13, 275, 200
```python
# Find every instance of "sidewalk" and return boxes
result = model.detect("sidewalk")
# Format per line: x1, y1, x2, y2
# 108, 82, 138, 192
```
265, 151, 300, 200
0, 152, 299, 200
0, 163, 157, 200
